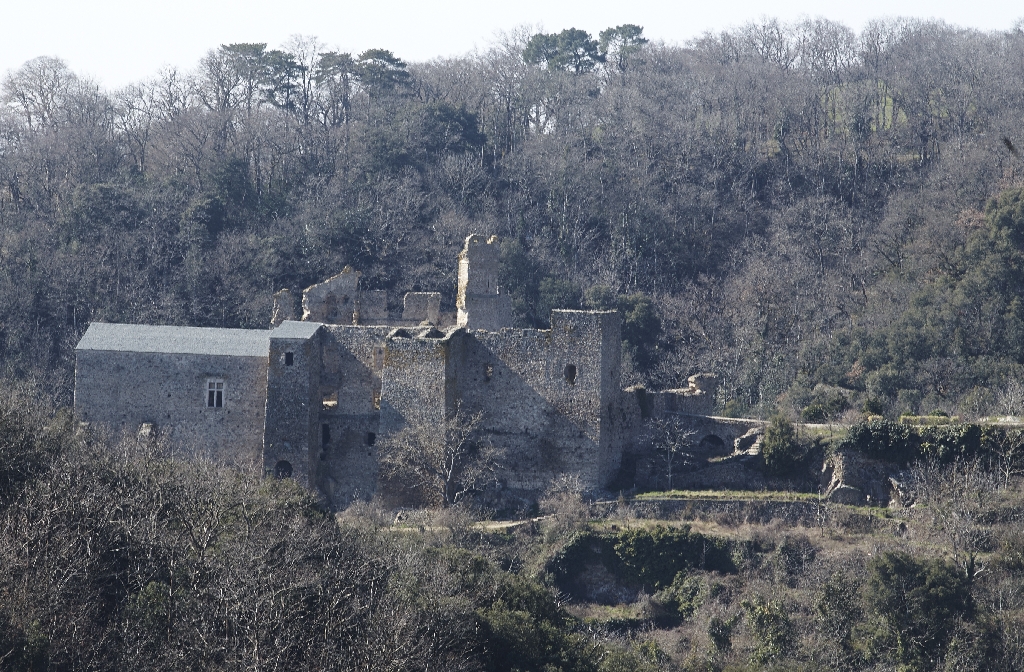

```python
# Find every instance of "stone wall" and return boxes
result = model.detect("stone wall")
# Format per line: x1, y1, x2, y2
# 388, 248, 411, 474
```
455, 310, 624, 493
263, 322, 322, 487
316, 325, 391, 505
456, 235, 511, 331
301, 268, 388, 326
75, 349, 267, 467
380, 327, 454, 433
401, 292, 441, 325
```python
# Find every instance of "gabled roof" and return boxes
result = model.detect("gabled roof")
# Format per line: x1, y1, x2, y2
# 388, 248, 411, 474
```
76, 322, 271, 357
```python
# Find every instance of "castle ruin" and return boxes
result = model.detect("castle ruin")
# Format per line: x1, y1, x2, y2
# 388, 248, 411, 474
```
74, 235, 728, 508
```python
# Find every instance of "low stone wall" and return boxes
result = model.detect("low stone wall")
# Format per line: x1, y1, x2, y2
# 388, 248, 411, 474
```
595, 497, 905, 534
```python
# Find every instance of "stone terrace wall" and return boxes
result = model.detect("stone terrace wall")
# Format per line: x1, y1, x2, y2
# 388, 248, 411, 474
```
76, 349, 267, 467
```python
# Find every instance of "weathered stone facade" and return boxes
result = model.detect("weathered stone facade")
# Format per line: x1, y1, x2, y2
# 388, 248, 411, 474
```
74, 324, 270, 467
74, 235, 724, 508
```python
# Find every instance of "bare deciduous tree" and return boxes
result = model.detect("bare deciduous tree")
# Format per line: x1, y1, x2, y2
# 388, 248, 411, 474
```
648, 417, 697, 491
379, 404, 502, 507
911, 458, 997, 581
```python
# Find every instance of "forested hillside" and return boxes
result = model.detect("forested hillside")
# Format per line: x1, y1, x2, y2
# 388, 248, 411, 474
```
3, 18, 1024, 417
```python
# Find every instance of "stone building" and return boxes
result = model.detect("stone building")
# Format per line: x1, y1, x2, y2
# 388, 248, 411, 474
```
75, 235, 724, 508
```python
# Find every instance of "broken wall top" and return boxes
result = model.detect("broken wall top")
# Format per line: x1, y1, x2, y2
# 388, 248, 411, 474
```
300, 267, 388, 325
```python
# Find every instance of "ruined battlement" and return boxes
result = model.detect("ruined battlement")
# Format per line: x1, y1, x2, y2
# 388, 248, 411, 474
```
299, 267, 388, 326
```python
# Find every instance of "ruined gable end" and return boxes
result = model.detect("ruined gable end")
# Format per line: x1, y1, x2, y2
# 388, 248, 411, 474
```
456, 234, 511, 331
300, 267, 387, 325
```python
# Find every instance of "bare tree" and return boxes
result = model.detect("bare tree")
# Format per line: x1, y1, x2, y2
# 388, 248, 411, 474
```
379, 404, 502, 507
910, 458, 997, 581
648, 417, 696, 491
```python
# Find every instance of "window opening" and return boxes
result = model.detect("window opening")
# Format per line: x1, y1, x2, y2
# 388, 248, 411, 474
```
285, 351, 294, 366
322, 423, 331, 446
563, 364, 577, 385
207, 380, 224, 408
274, 460, 292, 478
322, 390, 338, 410
366, 432, 376, 446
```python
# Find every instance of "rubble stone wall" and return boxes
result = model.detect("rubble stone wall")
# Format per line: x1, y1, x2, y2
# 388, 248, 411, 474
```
263, 330, 321, 487
316, 325, 391, 504
75, 349, 267, 467
454, 310, 624, 492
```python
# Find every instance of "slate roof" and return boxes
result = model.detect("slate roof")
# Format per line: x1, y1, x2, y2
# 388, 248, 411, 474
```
270, 320, 323, 340
76, 323, 271, 357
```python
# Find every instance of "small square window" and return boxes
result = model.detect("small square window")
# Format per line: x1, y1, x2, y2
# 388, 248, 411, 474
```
207, 380, 224, 408
285, 352, 294, 366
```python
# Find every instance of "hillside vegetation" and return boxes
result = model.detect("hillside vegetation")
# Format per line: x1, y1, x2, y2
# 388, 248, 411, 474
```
3, 19, 1024, 418
4, 387, 1024, 670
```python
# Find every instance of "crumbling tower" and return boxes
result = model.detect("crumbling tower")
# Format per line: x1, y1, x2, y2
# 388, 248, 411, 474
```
456, 235, 512, 331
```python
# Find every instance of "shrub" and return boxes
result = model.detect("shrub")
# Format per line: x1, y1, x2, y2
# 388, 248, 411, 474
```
614, 525, 735, 589
762, 416, 802, 476
866, 551, 973, 669
652, 573, 704, 620
840, 418, 987, 465
800, 389, 850, 422
838, 418, 918, 464
742, 596, 795, 665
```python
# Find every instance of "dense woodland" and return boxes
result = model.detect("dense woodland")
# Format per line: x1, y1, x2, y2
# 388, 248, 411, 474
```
4, 19, 1024, 414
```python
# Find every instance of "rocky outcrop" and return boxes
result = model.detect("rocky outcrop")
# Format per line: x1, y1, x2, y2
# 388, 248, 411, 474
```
734, 427, 764, 454
820, 450, 896, 506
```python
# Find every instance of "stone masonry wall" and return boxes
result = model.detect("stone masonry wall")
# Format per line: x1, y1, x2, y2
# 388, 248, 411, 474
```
379, 329, 453, 433
456, 235, 511, 331
402, 292, 442, 325
75, 349, 267, 467
317, 325, 391, 505
263, 328, 321, 487
455, 310, 623, 492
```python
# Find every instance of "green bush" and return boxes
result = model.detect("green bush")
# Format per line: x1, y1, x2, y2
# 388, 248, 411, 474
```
800, 389, 849, 422
838, 418, 918, 465
598, 641, 666, 672
478, 574, 600, 672
742, 596, 795, 665
550, 527, 736, 596
762, 416, 802, 476
613, 525, 735, 589
866, 551, 973, 670
653, 573, 704, 620
839, 418, 988, 465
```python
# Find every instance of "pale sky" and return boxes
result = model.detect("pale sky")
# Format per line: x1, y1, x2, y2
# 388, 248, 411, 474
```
2, 0, 1021, 90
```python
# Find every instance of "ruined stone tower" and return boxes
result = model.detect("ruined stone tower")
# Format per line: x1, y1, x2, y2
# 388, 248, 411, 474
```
456, 235, 511, 331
